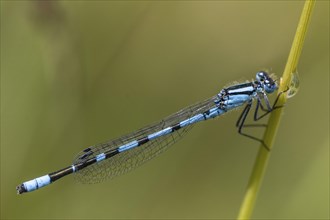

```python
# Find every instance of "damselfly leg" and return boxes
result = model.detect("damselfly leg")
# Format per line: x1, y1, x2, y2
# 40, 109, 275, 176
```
236, 88, 288, 150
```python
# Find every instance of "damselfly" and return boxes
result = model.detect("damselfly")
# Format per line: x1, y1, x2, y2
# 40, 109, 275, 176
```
17, 71, 282, 194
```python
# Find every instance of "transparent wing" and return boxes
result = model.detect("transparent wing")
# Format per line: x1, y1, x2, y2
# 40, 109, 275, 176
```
73, 95, 219, 184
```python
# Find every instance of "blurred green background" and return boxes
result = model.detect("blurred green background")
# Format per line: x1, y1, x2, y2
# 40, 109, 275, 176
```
1, 1, 329, 219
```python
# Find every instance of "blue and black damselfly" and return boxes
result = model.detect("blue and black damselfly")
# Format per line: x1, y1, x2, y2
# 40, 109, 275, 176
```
17, 71, 284, 194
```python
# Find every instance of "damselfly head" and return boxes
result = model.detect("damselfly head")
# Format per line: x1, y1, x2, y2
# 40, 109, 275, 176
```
256, 71, 277, 93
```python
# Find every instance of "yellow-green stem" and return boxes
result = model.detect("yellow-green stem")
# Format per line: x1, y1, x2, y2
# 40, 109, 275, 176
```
237, 1, 315, 219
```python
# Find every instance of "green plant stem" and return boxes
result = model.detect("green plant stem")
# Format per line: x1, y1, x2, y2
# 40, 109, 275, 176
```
237, 1, 315, 219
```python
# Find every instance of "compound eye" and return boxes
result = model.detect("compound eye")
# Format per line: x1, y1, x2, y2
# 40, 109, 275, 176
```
256, 71, 267, 82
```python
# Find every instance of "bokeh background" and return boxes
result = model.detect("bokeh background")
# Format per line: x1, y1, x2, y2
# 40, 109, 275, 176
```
1, 1, 329, 219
